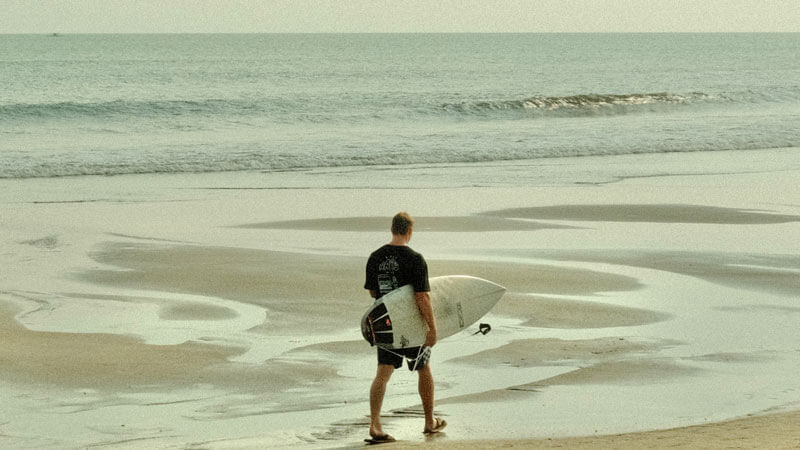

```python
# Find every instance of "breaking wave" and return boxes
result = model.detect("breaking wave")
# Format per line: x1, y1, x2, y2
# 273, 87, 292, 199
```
0, 99, 271, 121
2, 89, 796, 178
440, 92, 725, 117
0, 90, 772, 125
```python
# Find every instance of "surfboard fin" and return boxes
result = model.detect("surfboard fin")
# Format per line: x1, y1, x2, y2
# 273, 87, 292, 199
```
472, 323, 491, 335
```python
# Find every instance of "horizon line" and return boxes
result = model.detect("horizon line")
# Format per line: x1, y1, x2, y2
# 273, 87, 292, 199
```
4, 31, 798, 36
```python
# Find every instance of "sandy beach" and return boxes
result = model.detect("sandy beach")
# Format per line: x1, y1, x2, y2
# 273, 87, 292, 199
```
1, 148, 799, 448
411, 410, 800, 449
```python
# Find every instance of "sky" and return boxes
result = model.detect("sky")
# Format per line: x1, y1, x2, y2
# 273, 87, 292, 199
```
2, 0, 798, 34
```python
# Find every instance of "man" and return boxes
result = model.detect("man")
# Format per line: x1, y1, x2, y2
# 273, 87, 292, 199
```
363, 212, 447, 442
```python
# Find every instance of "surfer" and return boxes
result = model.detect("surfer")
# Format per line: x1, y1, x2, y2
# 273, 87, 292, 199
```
364, 212, 447, 442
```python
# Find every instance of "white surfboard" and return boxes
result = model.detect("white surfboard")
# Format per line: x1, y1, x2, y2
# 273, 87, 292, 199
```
361, 275, 505, 349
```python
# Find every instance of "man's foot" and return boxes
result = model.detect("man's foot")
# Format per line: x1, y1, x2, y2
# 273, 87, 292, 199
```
364, 434, 395, 444
423, 417, 447, 434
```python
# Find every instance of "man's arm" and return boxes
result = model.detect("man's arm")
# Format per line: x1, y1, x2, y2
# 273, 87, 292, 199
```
369, 290, 378, 299
414, 291, 437, 347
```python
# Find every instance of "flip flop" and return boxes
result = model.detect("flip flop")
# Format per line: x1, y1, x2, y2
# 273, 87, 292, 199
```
364, 434, 396, 444
423, 417, 447, 434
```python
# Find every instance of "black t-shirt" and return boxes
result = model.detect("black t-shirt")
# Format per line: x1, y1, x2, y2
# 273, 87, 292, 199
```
364, 245, 430, 299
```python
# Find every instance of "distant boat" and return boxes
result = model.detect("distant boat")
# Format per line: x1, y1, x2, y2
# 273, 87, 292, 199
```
49, 33, 61, 37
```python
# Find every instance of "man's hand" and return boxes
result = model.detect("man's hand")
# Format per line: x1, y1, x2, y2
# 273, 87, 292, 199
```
425, 328, 437, 347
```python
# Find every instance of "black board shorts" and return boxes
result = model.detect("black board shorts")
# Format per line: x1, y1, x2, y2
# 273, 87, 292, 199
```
377, 346, 430, 371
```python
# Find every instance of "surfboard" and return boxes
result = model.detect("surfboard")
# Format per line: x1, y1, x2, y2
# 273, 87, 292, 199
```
361, 275, 505, 349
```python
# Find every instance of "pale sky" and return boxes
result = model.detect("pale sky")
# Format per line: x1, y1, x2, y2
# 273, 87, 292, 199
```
2, 0, 798, 34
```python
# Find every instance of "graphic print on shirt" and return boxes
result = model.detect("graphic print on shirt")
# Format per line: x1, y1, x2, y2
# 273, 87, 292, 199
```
377, 255, 400, 295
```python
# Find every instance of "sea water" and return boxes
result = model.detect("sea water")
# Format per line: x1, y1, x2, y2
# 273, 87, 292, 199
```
1, 33, 798, 179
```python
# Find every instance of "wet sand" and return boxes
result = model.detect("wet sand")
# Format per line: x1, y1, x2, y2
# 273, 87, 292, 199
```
410, 410, 800, 449
1, 149, 799, 448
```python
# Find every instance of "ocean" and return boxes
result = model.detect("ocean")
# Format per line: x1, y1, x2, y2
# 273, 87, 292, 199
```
3, 33, 800, 449
1, 33, 798, 179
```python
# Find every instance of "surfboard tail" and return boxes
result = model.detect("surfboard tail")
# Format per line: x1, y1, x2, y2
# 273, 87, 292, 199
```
361, 301, 394, 346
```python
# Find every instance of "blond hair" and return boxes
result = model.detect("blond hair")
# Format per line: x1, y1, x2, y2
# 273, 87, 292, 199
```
391, 212, 414, 235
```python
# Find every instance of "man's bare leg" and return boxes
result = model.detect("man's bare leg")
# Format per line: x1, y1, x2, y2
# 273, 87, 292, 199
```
369, 364, 394, 437
418, 364, 435, 430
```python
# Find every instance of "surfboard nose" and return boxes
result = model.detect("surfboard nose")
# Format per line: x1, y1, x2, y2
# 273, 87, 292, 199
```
447, 275, 506, 295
